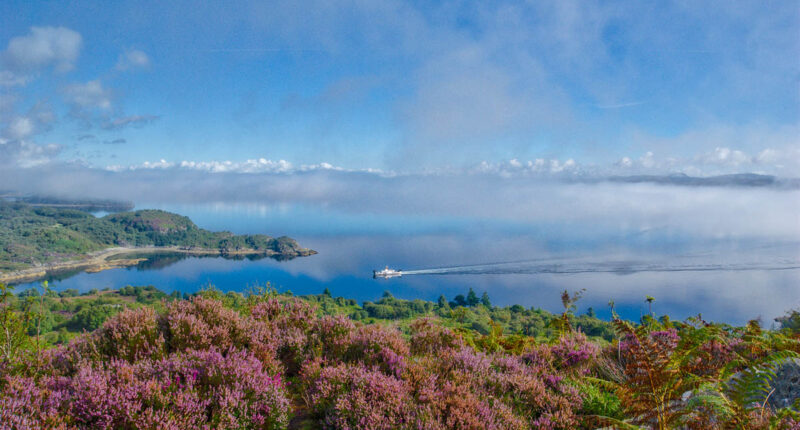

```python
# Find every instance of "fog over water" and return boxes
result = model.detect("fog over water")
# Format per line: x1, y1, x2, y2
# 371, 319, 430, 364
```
15, 181, 800, 326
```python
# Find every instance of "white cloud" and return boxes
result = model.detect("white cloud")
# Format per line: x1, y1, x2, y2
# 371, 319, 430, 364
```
4, 117, 34, 140
2, 26, 82, 73
700, 147, 750, 167
115, 49, 150, 71
178, 158, 293, 173
141, 159, 173, 169
473, 158, 582, 177
102, 147, 800, 180
107, 158, 391, 176
0, 139, 60, 167
63, 80, 113, 110
0, 102, 56, 141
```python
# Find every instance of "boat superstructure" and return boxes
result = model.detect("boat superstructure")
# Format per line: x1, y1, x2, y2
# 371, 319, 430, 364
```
373, 266, 402, 279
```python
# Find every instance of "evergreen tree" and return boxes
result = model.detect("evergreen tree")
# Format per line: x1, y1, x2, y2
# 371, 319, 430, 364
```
466, 288, 479, 307
437, 295, 449, 309
480, 291, 491, 307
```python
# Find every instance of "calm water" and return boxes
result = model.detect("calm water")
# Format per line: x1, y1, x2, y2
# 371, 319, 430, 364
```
14, 203, 800, 325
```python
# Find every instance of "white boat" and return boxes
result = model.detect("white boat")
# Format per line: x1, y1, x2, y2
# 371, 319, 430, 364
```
373, 266, 402, 279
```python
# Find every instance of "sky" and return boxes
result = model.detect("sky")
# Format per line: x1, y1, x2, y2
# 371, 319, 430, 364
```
1, 0, 798, 177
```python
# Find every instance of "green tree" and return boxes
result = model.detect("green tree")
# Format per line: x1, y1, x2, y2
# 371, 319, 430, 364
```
0, 283, 29, 363
776, 309, 800, 333
466, 288, 479, 307
480, 291, 491, 307
69, 306, 119, 331
437, 295, 449, 309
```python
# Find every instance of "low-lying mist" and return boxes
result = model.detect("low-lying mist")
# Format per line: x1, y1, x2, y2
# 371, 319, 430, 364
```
3, 164, 799, 244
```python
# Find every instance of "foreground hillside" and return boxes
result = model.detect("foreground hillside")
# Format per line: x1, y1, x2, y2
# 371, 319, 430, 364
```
0, 204, 315, 273
1, 284, 799, 429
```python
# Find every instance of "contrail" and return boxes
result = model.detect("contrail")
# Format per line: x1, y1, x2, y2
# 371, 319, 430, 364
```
400, 258, 800, 276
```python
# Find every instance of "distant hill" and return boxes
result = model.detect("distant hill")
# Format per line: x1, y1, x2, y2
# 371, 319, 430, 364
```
606, 173, 800, 188
0, 204, 315, 272
0, 194, 135, 212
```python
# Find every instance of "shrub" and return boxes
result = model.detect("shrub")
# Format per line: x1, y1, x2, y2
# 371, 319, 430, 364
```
163, 296, 247, 352
303, 363, 415, 430
3, 349, 290, 429
95, 306, 165, 362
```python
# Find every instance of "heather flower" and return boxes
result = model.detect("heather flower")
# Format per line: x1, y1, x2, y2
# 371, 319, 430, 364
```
307, 314, 356, 360
549, 331, 599, 374
2, 347, 290, 429
95, 306, 166, 362
249, 297, 316, 332
304, 363, 415, 430
0, 375, 69, 429
649, 329, 680, 351
242, 319, 284, 376
164, 296, 247, 353
343, 324, 410, 376
408, 318, 464, 355
249, 297, 318, 373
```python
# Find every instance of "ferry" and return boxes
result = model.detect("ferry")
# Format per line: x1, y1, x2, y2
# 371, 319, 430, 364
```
373, 266, 402, 279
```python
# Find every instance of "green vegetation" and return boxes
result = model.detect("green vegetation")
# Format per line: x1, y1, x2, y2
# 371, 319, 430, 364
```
2, 283, 615, 349
0, 203, 313, 271
0, 284, 171, 345
1, 282, 799, 429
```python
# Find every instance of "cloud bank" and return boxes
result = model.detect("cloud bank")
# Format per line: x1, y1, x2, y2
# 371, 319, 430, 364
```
2, 161, 798, 246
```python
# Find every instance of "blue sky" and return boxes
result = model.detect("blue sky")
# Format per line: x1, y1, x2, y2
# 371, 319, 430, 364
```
1, 0, 798, 175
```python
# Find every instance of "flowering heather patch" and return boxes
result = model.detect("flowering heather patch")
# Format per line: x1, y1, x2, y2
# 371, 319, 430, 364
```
249, 297, 317, 374
306, 314, 356, 361
303, 363, 416, 430
94, 305, 165, 362
1, 348, 290, 429
408, 317, 465, 355
164, 296, 248, 353
549, 331, 600, 374
2, 292, 799, 429
342, 324, 409, 376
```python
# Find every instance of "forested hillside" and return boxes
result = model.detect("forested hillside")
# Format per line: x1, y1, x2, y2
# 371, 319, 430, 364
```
0, 204, 313, 271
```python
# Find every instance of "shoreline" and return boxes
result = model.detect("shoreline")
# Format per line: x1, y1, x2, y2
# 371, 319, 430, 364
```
0, 246, 317, 285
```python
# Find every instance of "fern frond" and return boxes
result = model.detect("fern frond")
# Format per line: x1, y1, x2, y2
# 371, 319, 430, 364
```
723, 350, 799, 409
686, 383, 735, 421
584, 376, 622, 392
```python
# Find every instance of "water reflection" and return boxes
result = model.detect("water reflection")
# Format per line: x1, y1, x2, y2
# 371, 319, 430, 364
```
13, 230, 800, 326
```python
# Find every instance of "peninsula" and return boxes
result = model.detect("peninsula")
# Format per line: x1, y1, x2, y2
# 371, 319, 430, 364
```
0, 204, 316, 283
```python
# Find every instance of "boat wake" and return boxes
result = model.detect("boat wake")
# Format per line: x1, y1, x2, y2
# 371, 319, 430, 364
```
400, 257, 800, 276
